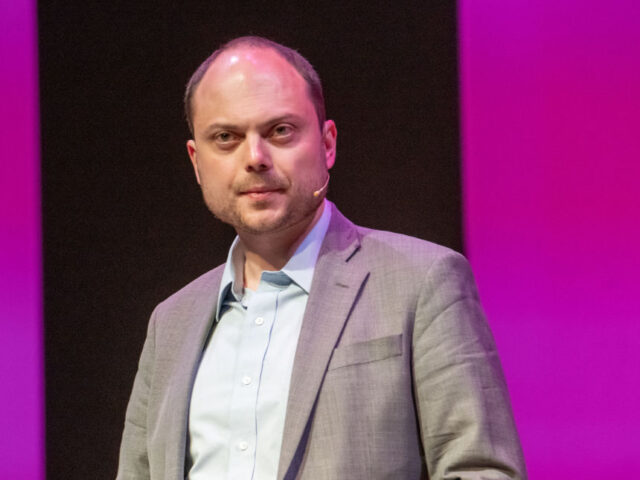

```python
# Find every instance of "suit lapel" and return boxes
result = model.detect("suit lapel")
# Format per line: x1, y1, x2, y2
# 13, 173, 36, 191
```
278, 205, 368, 479
164, 267, 224, 480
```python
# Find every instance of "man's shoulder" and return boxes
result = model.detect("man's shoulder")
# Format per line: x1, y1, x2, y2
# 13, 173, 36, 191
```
328, 204, 464, 269
346, 224, 480, 304
354, 224, 464, 269
153, 263, 225, 316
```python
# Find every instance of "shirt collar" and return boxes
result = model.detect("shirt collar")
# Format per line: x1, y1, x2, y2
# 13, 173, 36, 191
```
216, 200, 332, 319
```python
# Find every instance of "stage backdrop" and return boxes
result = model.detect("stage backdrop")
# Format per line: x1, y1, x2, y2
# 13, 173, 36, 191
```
4, 0, 638, 478
38, 2, 460, 478
460, 1, 640, 477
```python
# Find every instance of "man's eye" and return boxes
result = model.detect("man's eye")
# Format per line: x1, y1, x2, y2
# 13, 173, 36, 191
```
272, 125, 293, 137
215, 132, 235, 143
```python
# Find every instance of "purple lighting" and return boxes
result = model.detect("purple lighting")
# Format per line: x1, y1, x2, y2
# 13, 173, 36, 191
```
0, 0, 44, 478
460, 1, 640, 477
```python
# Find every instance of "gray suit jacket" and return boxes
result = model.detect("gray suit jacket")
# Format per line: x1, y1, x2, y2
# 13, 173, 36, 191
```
117, 204, 527, 479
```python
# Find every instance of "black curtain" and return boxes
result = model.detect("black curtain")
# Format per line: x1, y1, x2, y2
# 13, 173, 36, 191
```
39, 2, 460, 478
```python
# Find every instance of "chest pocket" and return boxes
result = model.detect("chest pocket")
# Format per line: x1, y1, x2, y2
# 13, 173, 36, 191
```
328, 333, 403, 370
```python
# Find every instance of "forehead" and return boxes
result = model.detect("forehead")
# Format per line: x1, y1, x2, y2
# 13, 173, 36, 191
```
191, 46, 314, 127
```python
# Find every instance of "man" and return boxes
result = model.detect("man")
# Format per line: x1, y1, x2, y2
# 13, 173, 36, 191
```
117, 36, 527, 479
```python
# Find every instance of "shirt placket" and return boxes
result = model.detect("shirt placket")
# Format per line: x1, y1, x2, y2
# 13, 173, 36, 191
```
226, 282, 279, 480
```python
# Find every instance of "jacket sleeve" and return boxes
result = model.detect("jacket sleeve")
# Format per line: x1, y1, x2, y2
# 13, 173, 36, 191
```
412, 251, 527, 479
116, 309, 157, 480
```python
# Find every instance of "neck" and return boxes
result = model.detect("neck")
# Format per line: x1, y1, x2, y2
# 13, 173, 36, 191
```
239, 201, 326, 290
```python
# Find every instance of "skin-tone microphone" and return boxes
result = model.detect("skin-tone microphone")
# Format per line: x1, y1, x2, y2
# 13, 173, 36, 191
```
313, 174, 330, 198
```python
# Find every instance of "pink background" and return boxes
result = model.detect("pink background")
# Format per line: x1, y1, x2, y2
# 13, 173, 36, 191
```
2, 0, 639, 477
460, 1, 640, 477
0, 0, 43, 479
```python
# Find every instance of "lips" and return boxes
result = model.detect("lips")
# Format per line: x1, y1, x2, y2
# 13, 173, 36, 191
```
239, 186, 284, 200
241, 186, 280, 194
239, 181, 285, 193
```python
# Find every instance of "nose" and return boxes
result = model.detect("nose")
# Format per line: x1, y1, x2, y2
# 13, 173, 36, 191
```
245, 134, 272, 172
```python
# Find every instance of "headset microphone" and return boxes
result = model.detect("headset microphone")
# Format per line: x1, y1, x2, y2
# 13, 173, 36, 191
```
313, 174, 330, 198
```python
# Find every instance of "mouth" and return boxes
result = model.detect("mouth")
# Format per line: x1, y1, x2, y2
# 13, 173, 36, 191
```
239, 187, 284, 200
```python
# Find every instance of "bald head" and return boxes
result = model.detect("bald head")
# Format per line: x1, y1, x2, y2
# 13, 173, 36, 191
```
184, 36, 326, 135
189, 45, 319, 141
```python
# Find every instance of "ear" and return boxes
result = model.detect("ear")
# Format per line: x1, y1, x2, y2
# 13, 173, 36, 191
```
186, 139, 201, 185
322, 120, 337, 170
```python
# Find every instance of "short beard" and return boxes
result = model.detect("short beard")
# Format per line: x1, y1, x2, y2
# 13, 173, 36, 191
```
201, 181, 324, 235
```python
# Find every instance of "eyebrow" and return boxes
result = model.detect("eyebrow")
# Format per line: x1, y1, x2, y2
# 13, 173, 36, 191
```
201, 114, 304, 136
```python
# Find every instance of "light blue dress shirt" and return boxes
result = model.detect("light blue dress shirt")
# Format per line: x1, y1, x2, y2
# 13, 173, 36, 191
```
188, 201, 331, 480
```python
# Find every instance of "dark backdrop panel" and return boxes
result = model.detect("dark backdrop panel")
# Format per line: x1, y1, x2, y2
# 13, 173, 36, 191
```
39, 2, 460, 478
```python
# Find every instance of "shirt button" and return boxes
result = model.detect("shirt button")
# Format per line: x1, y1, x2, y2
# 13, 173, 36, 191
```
255, 316, 264, 325
237, 441, 249, 451
242, 375, 252, 385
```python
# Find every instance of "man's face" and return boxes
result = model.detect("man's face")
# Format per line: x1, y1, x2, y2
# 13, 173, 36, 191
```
187, 46, 336, 236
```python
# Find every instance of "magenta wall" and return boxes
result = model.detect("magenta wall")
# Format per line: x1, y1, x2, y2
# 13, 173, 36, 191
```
460, 1, 640, 477
0, 0, 44, 478
3, 0, 638, 477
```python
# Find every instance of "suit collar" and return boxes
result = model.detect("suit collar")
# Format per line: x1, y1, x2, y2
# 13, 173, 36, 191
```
215, 199, 333, 319
278, 203, 368, 478
164, 267, 224, 479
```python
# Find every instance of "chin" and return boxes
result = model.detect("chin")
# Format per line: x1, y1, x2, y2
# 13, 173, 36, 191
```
236, 210, 290, 234
207, 195, 320, 235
